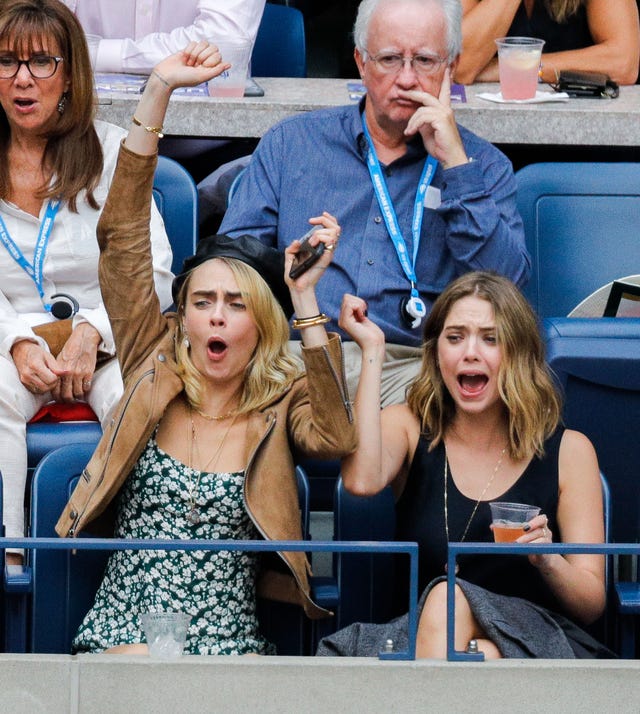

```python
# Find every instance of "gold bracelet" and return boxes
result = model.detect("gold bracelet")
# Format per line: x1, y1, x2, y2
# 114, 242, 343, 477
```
292, 313, 330, 330
132, 115, 164, 139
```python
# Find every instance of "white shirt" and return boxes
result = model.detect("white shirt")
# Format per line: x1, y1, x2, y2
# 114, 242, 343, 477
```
0, 121, 174, 359
62, 0, 266, 73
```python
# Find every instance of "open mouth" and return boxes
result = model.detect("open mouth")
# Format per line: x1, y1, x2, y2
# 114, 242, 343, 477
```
14, 98, 36, 109
458, 373, 488, 395
207, 338, 228, 359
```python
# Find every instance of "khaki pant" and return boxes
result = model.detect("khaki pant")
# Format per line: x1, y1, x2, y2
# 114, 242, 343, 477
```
290, 340, 422, 409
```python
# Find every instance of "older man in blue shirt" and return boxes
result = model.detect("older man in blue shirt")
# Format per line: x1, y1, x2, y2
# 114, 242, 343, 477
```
220, 0, 530, 406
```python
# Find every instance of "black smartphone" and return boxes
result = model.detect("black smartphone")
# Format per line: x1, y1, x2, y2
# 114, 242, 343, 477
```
289, 227, 325, 280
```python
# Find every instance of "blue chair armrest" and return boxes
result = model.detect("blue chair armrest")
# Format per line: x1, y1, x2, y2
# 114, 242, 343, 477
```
310, 575, 339, 611
615, 582, 640, 613
4, 563, 32, 653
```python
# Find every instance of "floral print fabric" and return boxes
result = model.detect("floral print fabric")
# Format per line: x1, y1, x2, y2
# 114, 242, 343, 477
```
73, 435, 273, 655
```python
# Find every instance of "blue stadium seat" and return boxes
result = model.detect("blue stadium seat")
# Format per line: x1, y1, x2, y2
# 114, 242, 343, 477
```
297, 457, 341, 511
152, 155, 198, 276
252, 3, 307, 78
544, 317, 640, 544
25, 156, 197, 483
516, 163, 640, 317
331, 478, 396, 630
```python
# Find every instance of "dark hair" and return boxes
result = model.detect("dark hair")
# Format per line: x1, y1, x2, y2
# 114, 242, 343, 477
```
0, 0, 103, 211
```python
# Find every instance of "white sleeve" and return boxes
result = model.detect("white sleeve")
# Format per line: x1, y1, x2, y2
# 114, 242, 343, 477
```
95, 0, 267, 74
0, 290, 48, 359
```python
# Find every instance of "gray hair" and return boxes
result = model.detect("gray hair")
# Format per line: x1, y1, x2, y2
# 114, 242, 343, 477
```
353, 0, 462, 61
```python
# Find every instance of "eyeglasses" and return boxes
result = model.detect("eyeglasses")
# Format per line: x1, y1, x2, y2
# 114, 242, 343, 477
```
0, 55, 64, 79
364, 49, 447, 76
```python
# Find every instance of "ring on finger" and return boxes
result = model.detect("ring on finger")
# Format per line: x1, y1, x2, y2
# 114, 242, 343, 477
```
325, 243, 335, 251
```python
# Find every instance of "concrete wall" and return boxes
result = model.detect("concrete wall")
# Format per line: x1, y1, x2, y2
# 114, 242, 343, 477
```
2, 654, 640, 713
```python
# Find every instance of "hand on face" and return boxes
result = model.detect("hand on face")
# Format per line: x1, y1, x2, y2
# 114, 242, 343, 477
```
153, 41, 230, 90
284, 211, 341, 292
399, 68, 469, 169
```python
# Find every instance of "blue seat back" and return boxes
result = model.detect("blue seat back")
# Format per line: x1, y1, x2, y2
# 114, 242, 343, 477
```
516, 163, 640, 317
152, 155, 198, 275
544, 317, 640, 542
333, 478, 396, 629
29, 443, 108, 653
251, 3, 306, 77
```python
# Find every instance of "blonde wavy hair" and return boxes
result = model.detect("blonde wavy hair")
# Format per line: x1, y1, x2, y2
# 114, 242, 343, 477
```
406, 272, 561, 461
174, 257, 303, 414
545, 0, 584, 24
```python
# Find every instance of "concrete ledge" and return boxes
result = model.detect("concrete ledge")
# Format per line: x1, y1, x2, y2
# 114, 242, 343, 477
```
2, 654, 640, 713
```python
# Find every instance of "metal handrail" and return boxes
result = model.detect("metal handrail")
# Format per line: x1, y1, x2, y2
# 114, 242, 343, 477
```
446, 541, 640, 661
1, 537, 419, 660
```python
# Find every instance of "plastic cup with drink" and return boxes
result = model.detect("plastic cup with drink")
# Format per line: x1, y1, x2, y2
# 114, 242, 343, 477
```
495, 37, 545, 100
489, 501, 541, 542
140, 611, 191, 659
207, 38, 251, 98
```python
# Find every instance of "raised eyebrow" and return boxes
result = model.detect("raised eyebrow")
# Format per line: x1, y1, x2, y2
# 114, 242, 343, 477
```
191, 289, 244, 300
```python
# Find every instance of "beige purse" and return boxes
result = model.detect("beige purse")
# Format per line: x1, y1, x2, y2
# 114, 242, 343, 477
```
32, 319, 73, 357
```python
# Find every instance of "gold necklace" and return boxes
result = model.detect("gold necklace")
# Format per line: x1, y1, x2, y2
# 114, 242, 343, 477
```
192, 404, 237, 422
186, 406, 237, 525
443, 444, 507, 573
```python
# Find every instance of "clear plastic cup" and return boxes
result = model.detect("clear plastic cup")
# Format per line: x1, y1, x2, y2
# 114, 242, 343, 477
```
489, 501, 541, 542
207, 38, 251, 97
140, 612, 191, 659
495, 37, 545, 100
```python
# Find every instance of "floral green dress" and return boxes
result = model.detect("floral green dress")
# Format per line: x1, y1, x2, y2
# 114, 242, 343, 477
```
73, 435, 273, 655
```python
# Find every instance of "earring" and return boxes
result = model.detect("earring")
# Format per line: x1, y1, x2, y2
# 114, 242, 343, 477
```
57, 92, 68, 115
182, 336, 190, 348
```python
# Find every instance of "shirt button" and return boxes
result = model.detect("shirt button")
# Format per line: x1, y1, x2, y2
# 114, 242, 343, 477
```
70, 510, 77, 519
367, 259, 374, 266
374, 216, 382, 224
158, 354, 166, 362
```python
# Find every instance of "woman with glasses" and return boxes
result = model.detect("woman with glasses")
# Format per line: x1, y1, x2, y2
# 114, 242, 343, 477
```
0, 0, 173, 561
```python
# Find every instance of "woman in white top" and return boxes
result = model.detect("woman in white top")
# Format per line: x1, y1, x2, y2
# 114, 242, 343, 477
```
0, 0, 173, 555
63, 0, 267, 74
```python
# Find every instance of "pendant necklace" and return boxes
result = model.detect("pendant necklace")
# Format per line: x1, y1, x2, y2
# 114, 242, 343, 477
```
443, 444, 507, 574
186, 406, 237, 525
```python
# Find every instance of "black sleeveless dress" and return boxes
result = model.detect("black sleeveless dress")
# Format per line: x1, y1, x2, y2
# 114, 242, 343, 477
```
394, 429, 562, 613
508, 1, 593, 53
317, 428, 615, 658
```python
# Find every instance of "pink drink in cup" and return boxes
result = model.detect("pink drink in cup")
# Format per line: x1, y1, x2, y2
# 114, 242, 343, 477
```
495, 37, 545, 100
208, 38, 251, 98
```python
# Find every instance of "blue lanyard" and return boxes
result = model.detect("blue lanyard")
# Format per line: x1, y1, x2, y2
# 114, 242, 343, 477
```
361, 116, 438, 299
0, 199, 61, 310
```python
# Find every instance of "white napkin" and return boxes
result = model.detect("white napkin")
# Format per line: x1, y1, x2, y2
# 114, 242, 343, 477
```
477, 90, 570, 104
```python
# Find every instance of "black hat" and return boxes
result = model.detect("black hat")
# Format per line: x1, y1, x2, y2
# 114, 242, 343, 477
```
171, 234, 293, 318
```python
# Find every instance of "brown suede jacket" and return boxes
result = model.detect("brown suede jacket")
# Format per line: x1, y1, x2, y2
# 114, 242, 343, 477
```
55, 144, 356, 619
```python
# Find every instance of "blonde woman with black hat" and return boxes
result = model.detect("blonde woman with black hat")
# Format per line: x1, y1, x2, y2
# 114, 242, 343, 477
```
57, 42, 356, 655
